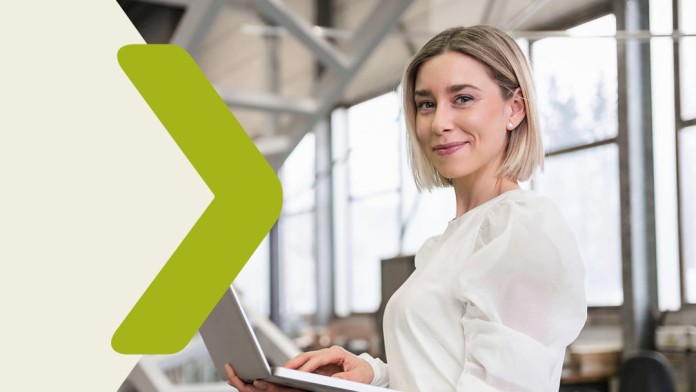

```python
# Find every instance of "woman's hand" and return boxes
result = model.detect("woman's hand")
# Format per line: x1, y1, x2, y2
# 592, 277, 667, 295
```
225, 364, 301, 392
284, 345, 374, 384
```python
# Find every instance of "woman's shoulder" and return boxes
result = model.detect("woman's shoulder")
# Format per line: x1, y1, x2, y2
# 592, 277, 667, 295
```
488, 189, 562, 221
476, 190, 584, 275
481, 189, 571, 240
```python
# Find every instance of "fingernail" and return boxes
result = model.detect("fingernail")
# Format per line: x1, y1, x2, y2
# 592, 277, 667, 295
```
253, 381, 267, 390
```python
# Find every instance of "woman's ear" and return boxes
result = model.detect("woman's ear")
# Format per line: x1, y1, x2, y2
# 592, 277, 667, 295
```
507, 88, 526, 130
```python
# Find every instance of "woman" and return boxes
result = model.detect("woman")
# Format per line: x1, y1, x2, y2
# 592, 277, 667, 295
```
227, 25, 587, 392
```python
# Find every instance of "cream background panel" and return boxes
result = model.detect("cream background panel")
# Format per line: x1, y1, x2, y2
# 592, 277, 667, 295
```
0, 0, 213, 390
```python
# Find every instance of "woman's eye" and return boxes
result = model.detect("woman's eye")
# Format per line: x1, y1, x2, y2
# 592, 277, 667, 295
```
455, 95, 473, 104
416, 101, 435, 110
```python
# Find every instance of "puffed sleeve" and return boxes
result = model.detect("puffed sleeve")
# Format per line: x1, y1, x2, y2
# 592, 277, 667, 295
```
452, 196, 587, 391
358, 353, 390, 387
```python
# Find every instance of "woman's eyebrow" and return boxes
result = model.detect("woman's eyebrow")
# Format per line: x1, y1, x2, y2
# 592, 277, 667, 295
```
414, 84, 481, 97
447, 84, 480, 94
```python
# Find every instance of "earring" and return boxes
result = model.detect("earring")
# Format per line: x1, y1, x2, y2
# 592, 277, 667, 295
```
508, 122, 514, 130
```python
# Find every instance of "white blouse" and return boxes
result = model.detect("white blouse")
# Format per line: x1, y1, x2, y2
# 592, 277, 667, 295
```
360, 190, 587, 392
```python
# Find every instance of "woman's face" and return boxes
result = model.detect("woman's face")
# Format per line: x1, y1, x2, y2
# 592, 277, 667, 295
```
414, 51, 521, 182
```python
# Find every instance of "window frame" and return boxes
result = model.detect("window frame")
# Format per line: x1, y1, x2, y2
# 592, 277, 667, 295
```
674, 0, 696, 307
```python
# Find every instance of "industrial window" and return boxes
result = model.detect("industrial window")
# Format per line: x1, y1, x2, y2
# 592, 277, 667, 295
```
531, 15, 623, 306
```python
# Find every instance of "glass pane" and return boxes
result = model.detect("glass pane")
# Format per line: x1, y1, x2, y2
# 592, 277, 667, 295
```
349, 193, 400, 312
534, 144, 623, 306
681, 0, 696, 34
332, 109, 351, 316
680, 0, 696, 119
234, 235, 270, 316
281, 132, 315, 213
348, 93, 401, 197
679, 127, 696, 302
332, 108, 349, 167
532, 15, 618, 151
650, 31, 681, 310
680, 37, 696, 120
400, 187, 454, 255
279, 212, 316, 336
516, 38, 529, 60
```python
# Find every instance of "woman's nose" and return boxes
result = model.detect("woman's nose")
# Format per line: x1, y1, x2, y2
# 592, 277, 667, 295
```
431, 106, 453, 135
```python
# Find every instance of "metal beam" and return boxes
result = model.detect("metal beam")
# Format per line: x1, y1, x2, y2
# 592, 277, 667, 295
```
342, 0, 414, 63
170, 0, 226, 56
504, 0, 550, 31
315, 119, 335, 325
481, 0, 499, 25
264, 28, 281, 135
525, 1, 612, 31
396, 21, 419, 57
313, 0, 336, 326
615, 0, 659, 354
266, 0, 414, 170
251, 0, 350, 74
240, 24, 696, 42
215, 87, 318, 115
314, 0, 334, 78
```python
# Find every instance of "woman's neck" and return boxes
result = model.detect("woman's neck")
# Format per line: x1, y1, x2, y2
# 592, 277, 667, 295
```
452, 176, 520, 218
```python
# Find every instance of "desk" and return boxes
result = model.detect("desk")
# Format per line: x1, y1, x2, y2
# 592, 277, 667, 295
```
560, 370, 613, 392
660, 351, 696, 392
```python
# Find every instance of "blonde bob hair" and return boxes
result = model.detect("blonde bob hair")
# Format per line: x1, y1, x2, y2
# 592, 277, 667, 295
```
402, 25, 544, 190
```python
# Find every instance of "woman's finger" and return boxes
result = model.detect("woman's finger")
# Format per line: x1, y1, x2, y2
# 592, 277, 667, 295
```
225, 364, 255, 392
284, 351, 313, 369
312, 363, 343, 376
297, 346, 346, 373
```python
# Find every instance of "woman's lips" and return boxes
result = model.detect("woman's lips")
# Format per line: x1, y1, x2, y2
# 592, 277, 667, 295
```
433, 141, 468, 156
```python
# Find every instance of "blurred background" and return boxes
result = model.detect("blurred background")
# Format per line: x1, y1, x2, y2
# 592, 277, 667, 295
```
115, 0, 696, 391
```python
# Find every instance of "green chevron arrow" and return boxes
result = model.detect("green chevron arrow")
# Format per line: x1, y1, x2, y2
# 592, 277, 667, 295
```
111, 45, 282, 354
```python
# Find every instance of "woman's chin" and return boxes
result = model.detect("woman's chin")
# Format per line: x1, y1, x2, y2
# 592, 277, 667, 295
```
436, 167, 470, 180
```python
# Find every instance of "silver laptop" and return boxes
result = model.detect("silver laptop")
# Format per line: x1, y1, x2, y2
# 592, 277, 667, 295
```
200, 287, 397, 392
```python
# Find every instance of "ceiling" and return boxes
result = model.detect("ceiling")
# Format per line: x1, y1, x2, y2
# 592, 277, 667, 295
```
119, 0, 611, 170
